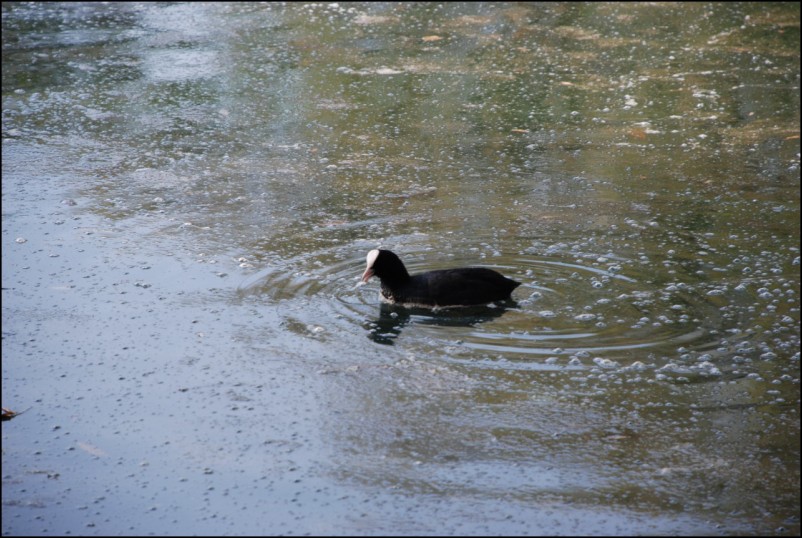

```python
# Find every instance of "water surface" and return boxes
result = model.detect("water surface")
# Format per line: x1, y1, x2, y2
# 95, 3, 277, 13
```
2, 2, 799, 535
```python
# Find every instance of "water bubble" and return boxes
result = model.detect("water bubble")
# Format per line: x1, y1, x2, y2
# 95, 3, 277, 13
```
593, 357, 619, 369
759, 291, 774, 300
693, 362, 721, 376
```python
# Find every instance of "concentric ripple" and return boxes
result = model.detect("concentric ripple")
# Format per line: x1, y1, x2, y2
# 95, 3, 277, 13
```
237, 243, 728, 369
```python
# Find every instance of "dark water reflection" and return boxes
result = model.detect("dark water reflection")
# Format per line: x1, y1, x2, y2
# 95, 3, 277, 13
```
3, 2, 799, 536
366, 301, 518, 345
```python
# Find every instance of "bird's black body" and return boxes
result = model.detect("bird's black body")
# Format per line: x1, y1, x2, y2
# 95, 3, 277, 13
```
361, 249, 520, 308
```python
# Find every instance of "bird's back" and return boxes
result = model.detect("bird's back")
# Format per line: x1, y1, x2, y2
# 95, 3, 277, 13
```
390, 267, 520, 307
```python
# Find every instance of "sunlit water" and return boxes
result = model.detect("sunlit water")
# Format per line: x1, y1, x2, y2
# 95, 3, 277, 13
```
3, 2, 799, 536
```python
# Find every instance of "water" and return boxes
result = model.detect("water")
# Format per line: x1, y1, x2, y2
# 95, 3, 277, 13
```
2, 2, 799, 535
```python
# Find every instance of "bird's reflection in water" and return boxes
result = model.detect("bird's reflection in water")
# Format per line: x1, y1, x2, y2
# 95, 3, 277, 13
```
365, 300, 517, 345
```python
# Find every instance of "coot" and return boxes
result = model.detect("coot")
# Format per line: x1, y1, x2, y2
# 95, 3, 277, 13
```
360, 249, 521, 307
